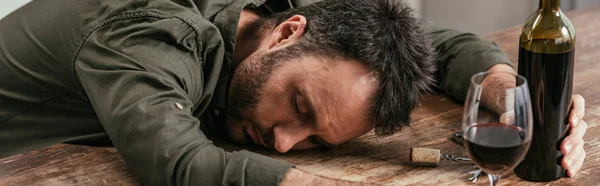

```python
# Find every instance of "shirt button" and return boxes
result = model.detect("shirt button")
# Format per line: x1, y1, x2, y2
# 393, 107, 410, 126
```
174, 102, 184, 111
213, 109, 220, 116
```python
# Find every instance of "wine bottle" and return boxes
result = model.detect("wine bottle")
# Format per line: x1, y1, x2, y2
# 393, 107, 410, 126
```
514, 0, 575, 182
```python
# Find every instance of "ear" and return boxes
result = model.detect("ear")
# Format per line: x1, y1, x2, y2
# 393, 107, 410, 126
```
266, 15, 307, 50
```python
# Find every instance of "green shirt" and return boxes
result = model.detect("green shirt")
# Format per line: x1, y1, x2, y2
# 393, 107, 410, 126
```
0, 0, 510, 185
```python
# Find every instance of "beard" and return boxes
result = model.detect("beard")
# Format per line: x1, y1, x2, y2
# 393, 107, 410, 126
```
225, 48, 290, 144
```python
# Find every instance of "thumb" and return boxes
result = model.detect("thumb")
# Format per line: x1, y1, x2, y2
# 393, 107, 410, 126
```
499, 110, 515, 124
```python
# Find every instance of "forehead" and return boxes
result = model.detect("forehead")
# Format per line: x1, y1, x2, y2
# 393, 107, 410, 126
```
288, 56, 377, 143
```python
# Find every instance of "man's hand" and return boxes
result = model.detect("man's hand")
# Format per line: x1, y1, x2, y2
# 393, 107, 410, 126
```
480, 64, 518, 115
280, 168, 377, 186
562, 94, 587, 177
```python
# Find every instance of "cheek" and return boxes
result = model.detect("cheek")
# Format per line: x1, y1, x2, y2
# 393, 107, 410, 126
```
254, 82, 292, 123
254, 97, 289, 128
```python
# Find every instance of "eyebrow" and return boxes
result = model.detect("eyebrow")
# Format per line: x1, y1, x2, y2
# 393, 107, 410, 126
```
303, 94, 333, 148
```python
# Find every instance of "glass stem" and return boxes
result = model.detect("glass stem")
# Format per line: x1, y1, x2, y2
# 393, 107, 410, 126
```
488, 174, 500, 186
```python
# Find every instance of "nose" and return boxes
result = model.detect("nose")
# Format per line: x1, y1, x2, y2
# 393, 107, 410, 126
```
272, 121, 311, 153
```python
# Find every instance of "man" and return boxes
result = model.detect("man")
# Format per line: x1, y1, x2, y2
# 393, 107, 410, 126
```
0, 0, 587, 185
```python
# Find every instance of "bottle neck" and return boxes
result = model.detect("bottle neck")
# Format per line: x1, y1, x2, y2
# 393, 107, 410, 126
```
539, 0, 561, 11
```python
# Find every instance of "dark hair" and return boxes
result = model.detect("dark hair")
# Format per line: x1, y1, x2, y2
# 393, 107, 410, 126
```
264, 0, 436, 135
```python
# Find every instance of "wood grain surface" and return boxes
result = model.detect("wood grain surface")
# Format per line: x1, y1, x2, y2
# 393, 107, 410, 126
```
1, 7, 599, 186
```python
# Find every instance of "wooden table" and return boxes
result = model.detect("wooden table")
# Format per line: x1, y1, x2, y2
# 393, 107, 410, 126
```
2, 8, 599, 186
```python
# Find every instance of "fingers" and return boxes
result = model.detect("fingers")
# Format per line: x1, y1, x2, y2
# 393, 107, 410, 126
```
499, 110, 515, 124
561, 135, 584, 168
561, 122, 587, 178
571, 119, 588, 139
567, 150, 586, 178
561, 120, 587, 158
569, 94, 585, 128
563, 95, 587, 178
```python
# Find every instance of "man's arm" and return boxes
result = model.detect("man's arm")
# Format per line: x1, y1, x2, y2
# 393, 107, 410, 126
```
425, 22, 513, 102
74, 18, 292, 186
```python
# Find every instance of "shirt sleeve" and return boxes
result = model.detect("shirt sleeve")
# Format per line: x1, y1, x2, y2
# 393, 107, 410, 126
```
74, 17, 292, 186
425, 22, 513, 102
288, 0, 322, 7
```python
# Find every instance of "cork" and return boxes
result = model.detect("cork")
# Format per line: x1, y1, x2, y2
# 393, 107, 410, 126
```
410, 147, 441, 166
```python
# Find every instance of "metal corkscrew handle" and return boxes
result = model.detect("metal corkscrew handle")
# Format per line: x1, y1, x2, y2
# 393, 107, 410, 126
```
440, 154, 471, 161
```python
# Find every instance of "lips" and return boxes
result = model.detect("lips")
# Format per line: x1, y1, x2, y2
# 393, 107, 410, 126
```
247, 127, 259, 145
254, 126, 266, 147
245, 126, 262, 147
247, 125, 268, 147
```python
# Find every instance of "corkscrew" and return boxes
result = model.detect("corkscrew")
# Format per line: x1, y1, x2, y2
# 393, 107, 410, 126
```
441, 154, 471, 161
409, 147, 471, 166
410, 146, 482, 183
448, 131, 484, 184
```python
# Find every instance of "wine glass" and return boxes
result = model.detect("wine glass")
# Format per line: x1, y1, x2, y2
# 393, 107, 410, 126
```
462, 71, 533, 186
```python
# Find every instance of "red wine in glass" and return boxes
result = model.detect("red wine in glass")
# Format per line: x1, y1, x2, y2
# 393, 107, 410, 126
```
465, 123, 531, 174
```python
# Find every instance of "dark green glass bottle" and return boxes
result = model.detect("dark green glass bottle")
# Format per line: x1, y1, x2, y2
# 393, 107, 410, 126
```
514, 0, 575, 182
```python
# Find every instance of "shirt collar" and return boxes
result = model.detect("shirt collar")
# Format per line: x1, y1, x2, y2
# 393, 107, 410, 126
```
202, 0, 267, 110
207, 0, 295, 110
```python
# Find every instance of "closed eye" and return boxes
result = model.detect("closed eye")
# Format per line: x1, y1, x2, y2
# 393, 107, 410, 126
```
294, 93, 308, 120
293, 93, 301, 114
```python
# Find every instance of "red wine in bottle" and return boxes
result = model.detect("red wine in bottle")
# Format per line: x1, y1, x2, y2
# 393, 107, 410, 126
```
514, 0, 575, 182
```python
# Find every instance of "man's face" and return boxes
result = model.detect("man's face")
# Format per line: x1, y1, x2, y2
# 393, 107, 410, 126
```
225, 48, 377, 153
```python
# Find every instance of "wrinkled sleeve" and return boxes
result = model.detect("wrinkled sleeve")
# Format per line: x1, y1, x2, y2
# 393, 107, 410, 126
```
74, 18, 292, 186
426, 22, 513, 102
